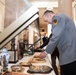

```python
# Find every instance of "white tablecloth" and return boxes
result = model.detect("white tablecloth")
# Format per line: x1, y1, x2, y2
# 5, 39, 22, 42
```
8, 52, 55, 75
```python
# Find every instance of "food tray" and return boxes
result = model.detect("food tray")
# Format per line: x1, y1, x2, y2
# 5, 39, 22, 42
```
27, 65, 53, 74
3, 71, 34, 75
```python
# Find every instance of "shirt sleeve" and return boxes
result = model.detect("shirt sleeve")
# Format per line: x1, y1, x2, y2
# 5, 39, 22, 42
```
46, 16, 65, 54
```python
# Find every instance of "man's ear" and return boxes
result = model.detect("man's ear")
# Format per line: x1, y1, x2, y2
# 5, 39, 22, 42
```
49, 14, 52, 17
47, 14, 51, 19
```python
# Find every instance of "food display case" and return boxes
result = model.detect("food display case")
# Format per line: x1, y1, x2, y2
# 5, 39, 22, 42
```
0, 0, 40, 63
0, 6, 39, 50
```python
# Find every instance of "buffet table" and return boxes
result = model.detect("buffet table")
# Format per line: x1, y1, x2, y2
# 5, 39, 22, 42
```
7, 52, 55, 75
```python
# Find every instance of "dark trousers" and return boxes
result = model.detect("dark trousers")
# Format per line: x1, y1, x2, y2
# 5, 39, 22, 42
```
60, 60, 76, 75
51, 48, 59, 75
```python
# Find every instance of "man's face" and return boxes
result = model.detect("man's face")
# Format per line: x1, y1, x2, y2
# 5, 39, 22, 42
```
43, 14, 52, 24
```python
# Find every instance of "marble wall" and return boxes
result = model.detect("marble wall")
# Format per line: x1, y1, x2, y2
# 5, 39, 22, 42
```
4, 0, 29, 28
4, 0, 30, 50
0, 0, 5, 32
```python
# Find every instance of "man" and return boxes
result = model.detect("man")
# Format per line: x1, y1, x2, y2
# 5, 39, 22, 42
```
39, 10, 76, 75
19, 40, 25, 58
42, 33, 48, 44
36, 33, 59, 75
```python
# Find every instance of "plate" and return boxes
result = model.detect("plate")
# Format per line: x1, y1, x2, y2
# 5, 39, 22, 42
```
33, 55, 39, 58
19, 62, 32, 67
28, 58, 46, 63
27, 65, 53, 74
11, 65, 23, 72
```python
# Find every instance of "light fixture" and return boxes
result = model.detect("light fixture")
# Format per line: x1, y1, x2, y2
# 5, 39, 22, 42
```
46, 7, 53, 10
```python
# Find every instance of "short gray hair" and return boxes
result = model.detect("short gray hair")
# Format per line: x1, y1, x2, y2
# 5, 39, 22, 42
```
43, 10, 54, 16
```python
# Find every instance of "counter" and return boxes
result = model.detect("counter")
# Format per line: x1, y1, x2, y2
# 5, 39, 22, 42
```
8, 52, 55, 75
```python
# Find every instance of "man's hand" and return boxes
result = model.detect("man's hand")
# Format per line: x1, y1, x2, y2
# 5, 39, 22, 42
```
38, 51, 47, 59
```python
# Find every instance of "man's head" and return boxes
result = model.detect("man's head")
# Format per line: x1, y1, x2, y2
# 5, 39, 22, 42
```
43, 10, 55, 24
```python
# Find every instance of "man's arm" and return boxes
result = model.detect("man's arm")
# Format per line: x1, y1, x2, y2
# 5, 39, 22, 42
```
46, 16, 65, 54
